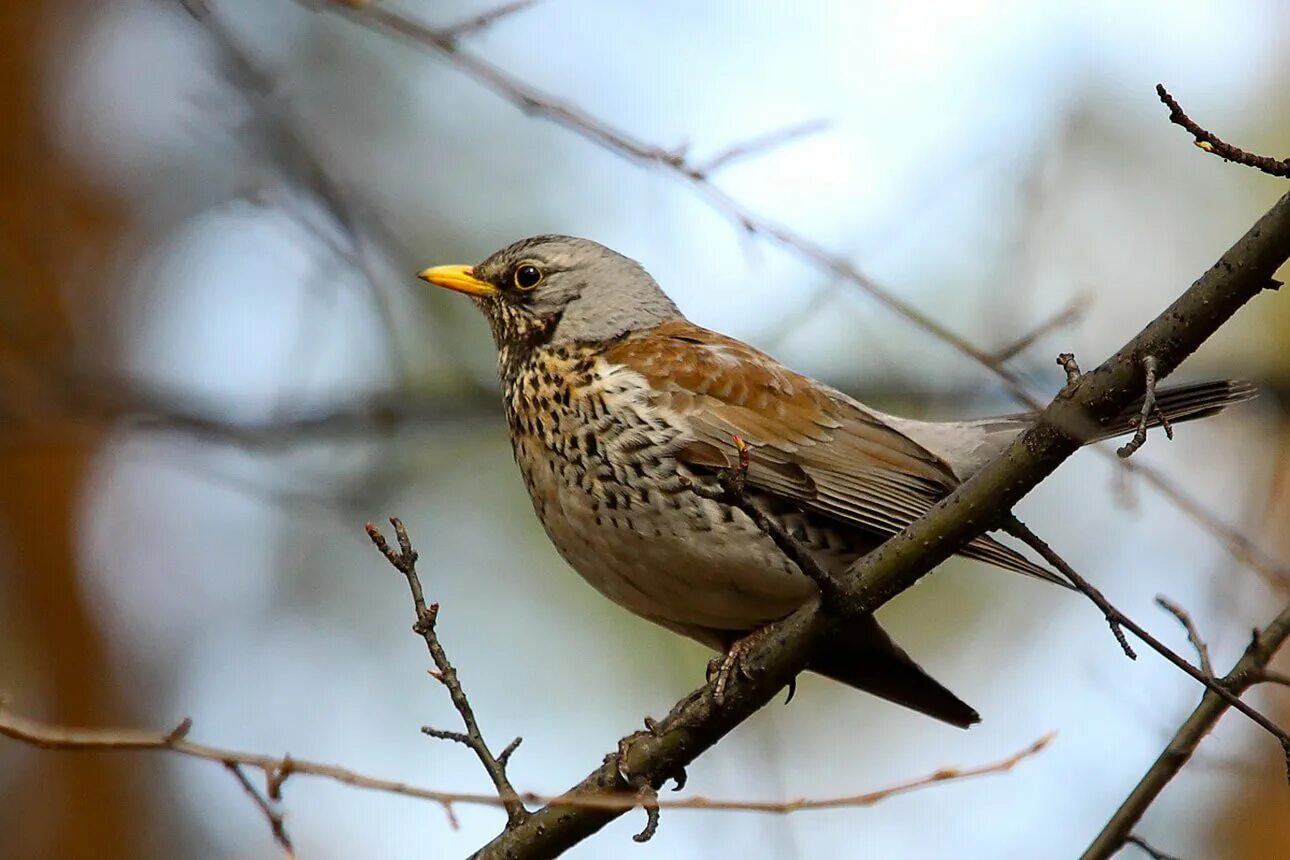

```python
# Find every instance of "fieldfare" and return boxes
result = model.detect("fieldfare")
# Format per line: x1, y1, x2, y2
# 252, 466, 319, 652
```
420, 235, 1254, 728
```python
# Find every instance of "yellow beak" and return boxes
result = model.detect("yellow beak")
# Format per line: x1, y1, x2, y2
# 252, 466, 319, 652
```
417, 264, 497, 296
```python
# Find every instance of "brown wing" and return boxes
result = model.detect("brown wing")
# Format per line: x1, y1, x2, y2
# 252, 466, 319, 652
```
604, 320, 1060, 583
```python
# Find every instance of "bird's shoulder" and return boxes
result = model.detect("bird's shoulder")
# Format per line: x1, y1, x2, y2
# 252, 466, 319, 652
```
600, 320, 954, 487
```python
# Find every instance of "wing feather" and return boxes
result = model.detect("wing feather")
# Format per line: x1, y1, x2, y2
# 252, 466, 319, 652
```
604, 321, 1062, 585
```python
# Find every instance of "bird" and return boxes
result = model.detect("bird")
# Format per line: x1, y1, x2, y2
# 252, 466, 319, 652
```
419, 235, 1255, 728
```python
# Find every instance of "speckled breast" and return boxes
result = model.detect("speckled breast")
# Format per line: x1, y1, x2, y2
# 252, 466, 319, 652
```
499, 345, 839, 634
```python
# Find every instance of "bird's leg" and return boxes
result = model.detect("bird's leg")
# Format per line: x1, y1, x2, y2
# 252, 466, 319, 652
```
707, 625, 773, 706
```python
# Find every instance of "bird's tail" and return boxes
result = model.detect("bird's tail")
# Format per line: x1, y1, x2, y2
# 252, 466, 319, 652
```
1087, 378, 1257, 442
809, 615, 980, 729
942, 379, 1257, 586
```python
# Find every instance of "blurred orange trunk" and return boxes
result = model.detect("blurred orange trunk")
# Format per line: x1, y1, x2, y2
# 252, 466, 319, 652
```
0, 3, 143, 857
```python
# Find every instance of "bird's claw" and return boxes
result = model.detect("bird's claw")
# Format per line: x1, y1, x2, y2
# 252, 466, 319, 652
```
708, 627, 769, 706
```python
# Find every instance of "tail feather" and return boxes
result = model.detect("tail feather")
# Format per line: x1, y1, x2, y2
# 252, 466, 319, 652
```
809, 615, 980, 728
955, 379, 1255, 587
1092, 379, 1257, 442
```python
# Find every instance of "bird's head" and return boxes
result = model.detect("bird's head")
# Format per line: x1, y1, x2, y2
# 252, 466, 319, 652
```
418, 235, 681, 349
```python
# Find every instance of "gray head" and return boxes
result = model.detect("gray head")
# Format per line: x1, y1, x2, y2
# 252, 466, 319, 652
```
418, 235, 682, 348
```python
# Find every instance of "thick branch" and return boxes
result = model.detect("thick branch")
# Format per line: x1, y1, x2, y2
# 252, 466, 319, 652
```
473, 193, 1290, 857
1081, 602, 1290, 860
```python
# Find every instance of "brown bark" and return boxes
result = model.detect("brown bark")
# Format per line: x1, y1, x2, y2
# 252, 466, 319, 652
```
0, 3, 144, 857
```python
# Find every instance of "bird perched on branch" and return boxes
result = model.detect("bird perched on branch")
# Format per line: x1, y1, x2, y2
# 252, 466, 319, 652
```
420, 235, 1254, 728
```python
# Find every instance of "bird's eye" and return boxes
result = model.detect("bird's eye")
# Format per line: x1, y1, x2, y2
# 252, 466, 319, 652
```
513, 262, 543, 291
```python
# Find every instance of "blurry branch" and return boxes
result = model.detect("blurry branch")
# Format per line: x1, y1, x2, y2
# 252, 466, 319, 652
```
473, 192, 1290, 857
0, 704, 1052, 816
225, 761, 295, 859
1119, 457, 1290, 594
310, 0, 1037, 394
439, 0, 541, 41
365, 518, 528, 829
179, 0, 432, 382
1157, 84, 1290, 179
1081, 601, 1290, 860
692, 119, 832, 175
310, 0, 1290, 602
0, 373, 498, 446
989, 292, 1092, 362
1155, 596, 1213, 677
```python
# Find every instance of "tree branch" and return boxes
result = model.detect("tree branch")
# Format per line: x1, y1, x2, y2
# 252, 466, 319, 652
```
1002, 515, 1288, 746
0, 705, 1051, 816
1081, 602, 1290, 860
225, 761, 295, 858
365, 518, 529, 829
1157, 84, 1290, 178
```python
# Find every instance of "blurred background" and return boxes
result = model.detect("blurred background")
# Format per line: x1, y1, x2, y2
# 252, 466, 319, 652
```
2, 1, 1289, 857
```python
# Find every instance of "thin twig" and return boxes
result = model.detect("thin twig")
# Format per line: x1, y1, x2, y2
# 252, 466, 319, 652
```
0, 705, 1051, 814
182, 0, 434, 385
1154, 596, 1213, 677
367, 519, 527, 826
439, 0, 540, 40
695, 119, 832, 175
991, 294, 1091, 362
1157, 84, 1290, 178
1125, 835, 1183, 860
365, 518, 529, 828
1123, 457, 1290, 594
1002, 516, 1290, 752
1081, 602, 1290, 860
225, 762, 295, 858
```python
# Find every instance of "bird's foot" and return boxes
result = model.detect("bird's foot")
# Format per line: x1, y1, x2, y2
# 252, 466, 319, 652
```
707, 626, 771, 706
612, 717, 687, 794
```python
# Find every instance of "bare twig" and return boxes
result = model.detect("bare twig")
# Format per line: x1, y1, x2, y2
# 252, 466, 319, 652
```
0, 704, 1051, 814
1002, 516, 1290, 752
1157, 84, 1290, 178
365, 518, 529, 828
1117, 355, 1172, 458
991, 294, 1091, 362
1154, 596, 1213, 677
1123, 457, 1290, 594
1081, 602, 1290, 860
694, 119, 832, 175
182, 0, 432, 384
439, 0, 540, 40
310, 0, 1038, 400
225, 762, 295, 858
1125, 835, 1183, 860
1002, 515, 1136, 658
